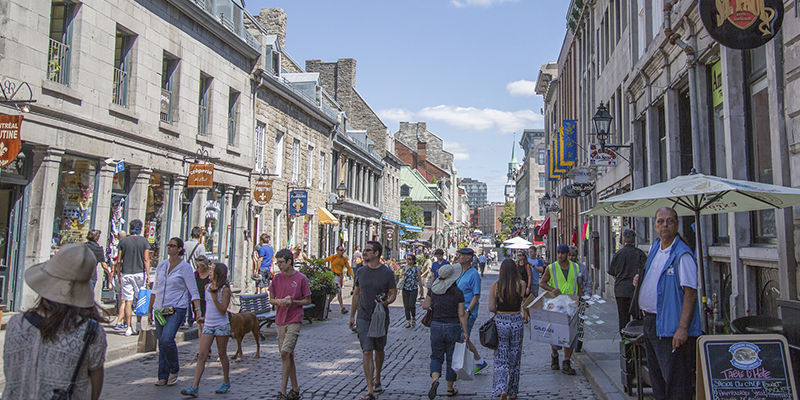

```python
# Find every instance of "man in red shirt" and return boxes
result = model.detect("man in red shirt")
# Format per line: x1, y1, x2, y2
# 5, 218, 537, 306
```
269, 249, 312, 400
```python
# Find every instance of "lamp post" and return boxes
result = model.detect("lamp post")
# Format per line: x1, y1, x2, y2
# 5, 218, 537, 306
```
336, 181, 347, 203
592, 102, 631, 153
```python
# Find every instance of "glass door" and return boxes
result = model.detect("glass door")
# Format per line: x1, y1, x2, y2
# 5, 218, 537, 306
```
0, 184, 23, 309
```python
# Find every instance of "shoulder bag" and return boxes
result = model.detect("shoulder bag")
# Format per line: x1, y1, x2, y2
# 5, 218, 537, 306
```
51, 319, 98, 400
422, 301, 433, 327
479, 315, 498, 350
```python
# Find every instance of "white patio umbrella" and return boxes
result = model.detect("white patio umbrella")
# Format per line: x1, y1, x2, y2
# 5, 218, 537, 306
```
504, 242, 533, 250
502, 236, 532, 247
586, 172, 800, 330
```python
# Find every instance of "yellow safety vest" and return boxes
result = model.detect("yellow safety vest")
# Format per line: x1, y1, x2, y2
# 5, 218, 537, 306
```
547, 261, 579, 295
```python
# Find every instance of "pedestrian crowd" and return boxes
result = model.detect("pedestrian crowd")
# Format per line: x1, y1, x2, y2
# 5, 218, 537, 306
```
2, 206, 701, 400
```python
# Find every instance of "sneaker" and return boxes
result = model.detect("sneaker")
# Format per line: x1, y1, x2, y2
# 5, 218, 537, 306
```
124, 327, 133, 336
562, 360, 576, 375
181, 386, 199, 397
474, 359, 488, 374
551, 354, 560, 370
113, 323, 127, 331
215, 382, 231, 394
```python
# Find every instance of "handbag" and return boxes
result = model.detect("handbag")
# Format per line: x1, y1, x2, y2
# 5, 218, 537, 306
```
51, 319, 98, 400
421, 308, 433, 327
397, 268, 407, 289
479, 316, 499, 350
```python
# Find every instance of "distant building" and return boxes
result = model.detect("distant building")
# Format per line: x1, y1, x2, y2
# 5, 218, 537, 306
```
505, 142, 519, 203
462, 178, 488, 210
515, 128, 547, 222
476, 202, 505, 235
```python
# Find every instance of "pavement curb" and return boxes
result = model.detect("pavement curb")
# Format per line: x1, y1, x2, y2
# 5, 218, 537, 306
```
104, 325, 201, 364
575, 351, 629, 400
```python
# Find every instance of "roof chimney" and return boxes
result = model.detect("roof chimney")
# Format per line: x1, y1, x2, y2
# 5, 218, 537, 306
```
417, 142, 427, 163
256, 8, 287, 49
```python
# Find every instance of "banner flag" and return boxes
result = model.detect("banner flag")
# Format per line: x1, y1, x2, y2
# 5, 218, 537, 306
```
547, 148, 559, 181
563, 120, 578, 162
552, 140, 568, 175
556, 127, 574, 170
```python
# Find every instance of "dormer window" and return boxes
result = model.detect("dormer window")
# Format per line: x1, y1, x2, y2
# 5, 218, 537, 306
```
400, 184, 410, 197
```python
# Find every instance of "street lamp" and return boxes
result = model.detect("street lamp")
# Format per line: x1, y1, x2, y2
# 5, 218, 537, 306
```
592, 102, 631, 152
539, 192, 561, 213
336, 181, 347, 204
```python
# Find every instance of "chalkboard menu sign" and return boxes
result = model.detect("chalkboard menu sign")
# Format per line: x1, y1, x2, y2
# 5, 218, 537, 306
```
697, 335, 797, 400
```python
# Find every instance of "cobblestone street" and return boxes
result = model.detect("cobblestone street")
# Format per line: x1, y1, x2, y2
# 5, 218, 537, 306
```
103, 268, 598, 399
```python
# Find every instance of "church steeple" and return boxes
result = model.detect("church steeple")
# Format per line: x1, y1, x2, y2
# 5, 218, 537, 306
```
507, 139, 519, 176
505, 137, 518, 203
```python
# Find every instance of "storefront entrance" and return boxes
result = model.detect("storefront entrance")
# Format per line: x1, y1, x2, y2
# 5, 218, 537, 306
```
0, 148, 31, 311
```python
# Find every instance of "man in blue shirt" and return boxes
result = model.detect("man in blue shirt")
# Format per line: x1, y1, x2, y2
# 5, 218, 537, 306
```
455, 247, 488, 373
252, 233, 274, 294
430, 248, 449, 281
477, 251, 487, 277
527, 246, 545, 297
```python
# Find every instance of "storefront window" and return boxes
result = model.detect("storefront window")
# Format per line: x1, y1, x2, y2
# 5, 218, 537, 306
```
146, 173, 169, 262
709, 59, 729, 244
53, 155, 97, 255
204, 186, 224, 260
107, 168, 129, 268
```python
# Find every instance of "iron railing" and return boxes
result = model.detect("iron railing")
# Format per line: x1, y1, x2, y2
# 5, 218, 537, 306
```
47, 39, 70, 86
198, 104, 209, 135
112, 67, 129, 107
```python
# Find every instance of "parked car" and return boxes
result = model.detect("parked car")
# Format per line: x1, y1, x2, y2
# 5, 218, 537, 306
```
479, 236, 492, 245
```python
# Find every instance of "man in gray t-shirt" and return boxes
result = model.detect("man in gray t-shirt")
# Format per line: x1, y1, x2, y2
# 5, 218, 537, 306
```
349, 241, 397, 400
116, 219, 151, 336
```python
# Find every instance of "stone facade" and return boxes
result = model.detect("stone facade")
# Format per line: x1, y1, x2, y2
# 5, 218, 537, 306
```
515, 129, 546, 229
395, 122, 455, 172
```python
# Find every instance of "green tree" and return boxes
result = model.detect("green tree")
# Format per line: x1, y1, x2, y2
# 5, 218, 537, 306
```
400, 198, 425, 240
498, 201, 516, 234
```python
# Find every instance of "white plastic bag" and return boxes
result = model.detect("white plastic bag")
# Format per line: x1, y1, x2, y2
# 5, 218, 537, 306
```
451, 341, 475, 381
543, 294, 579, 317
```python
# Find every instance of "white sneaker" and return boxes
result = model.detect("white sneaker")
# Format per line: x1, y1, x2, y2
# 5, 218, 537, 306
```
136, 322, 142, 333
125, 326, 133, 336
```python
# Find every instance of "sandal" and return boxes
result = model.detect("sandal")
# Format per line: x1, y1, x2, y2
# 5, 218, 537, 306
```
405, 321, 411, 328
509, 395, 517, 399
154, 379, 167, 386
447, 388, 458, 396
287, 389, 300, 400
359, 394, 376, 400
412, 319, 417, 327
215, 382, 231, 394
181, 386, 199, 397
373, 383, 383, 393
167, 373, 179, 386
428, 381, 439, 400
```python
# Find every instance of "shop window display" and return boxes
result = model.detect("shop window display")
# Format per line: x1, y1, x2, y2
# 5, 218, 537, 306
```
146, 173, 168, 261
53, 156, 96, 255
204, 186, 224, 260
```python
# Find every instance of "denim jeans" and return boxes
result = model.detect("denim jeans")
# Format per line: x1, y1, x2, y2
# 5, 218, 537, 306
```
642, 313, 696, 400
430, 321, 462, 382
155, 307, 187, 380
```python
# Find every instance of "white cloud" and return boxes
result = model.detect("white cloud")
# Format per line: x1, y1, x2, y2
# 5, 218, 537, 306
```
416, 105, 542, 134
506, 80, 537, 97
377, 108, 414, 123
450, 0, 519, 7
442, 140, 471, 161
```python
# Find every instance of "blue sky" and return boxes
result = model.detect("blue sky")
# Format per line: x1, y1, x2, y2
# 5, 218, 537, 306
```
248, 0, 570, 202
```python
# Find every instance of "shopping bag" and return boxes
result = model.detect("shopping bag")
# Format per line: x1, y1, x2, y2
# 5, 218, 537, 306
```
137, 328, 157, 353
451, 341, 475, 381
134, 287, 151, 317
368, 304, 387, 338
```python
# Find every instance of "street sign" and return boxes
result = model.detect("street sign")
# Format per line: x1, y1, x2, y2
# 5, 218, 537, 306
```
699, 0, 783, 50
0, 114, 23, 168
589, 144, 617, 166
289, 190, 308, 216
253, 179, 273, 205
187, 163, 214, 188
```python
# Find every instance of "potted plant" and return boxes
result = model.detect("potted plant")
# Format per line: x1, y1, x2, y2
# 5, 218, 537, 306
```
298, 258, 338, 320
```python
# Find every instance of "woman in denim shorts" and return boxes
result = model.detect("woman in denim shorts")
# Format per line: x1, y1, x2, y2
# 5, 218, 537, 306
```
181, 263, 232, 397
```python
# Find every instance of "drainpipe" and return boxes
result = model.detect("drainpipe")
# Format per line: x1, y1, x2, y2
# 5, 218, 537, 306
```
664, 0, 710, 332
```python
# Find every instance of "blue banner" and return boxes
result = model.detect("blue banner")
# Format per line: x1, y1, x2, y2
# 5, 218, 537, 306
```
562, 120, 578, 162
289, 190, 308, 216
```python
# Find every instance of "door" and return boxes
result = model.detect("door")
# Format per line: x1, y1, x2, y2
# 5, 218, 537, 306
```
0, 184, 24, 310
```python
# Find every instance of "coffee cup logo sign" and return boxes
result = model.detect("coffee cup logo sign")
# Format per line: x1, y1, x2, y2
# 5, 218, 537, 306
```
700, 0, 784, 50
187, 163, 214, 189
0, 115, 23, 168
253, 179, 273, 205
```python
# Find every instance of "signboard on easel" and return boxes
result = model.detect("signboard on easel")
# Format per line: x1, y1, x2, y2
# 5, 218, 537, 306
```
697, 334, 796, 400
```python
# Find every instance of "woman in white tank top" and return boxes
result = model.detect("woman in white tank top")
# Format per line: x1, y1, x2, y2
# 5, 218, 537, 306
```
181, 263, 232, 396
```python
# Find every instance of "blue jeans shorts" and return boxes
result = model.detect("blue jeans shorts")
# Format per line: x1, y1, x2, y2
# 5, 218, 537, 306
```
203, 323, 231, 337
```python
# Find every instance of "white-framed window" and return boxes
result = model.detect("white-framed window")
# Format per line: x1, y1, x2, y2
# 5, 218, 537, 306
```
306, 144, 314, 187
274, 131, 285, 177
291, 139, 300, 182
538, 173, 545, 188
319, 151, 326, 191
255, 122, 265, 172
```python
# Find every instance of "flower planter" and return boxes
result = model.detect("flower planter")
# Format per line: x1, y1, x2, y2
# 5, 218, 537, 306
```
306, 289, 330, 320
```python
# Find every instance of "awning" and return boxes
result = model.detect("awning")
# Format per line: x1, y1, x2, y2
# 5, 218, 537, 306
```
318, 207, 339, 225
537, 216, 551, 236
382, 218, 422, 232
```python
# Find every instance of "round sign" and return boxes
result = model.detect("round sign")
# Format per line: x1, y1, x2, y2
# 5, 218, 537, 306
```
699, 0, 783, 50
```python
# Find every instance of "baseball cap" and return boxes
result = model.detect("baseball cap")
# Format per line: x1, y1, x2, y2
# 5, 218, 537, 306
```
556, 244, 570, 253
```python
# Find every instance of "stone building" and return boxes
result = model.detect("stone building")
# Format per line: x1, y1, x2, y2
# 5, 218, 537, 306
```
514, 128, 547, 239
0, 0, 265, 309
399, 166, 446, 246
476, 202, 505, 236
542, 0, 800, 321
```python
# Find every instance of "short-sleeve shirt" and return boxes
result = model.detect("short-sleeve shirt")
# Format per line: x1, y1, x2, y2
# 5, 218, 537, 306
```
2, 314, 107, 400
478, 255, 487, 263
258, 244, 274, 270
355, 264, 396, 321
269, 271, 312, 325
431, 259, 450, 280
118, 235, 150, 275
528, 256, 544, 285
183, 239, 206, 268
456, 266, 481, 318
431, 284, 465, 324
638, 241, 698, 314
86, 241, 105, 281
402, 265, 419, 291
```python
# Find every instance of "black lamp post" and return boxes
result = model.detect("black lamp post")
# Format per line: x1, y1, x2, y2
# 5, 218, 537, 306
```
592, 102, 630, 152
336, 181, 347, 203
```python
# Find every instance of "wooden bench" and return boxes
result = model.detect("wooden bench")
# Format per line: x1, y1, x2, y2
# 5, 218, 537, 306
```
238, 292, 314, 329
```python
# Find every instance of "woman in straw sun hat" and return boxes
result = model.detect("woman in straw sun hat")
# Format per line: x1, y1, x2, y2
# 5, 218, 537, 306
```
3, 243, 108, 400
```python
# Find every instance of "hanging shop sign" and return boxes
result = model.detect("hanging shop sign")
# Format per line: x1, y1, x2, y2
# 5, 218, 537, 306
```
589, 144, 617, 166
253, 179, 273, 205
289, 190, 308, 217
0, 114, 23, 168
566, 166, 596, 184
699, 0, 784, 50
187, 163, 214, 189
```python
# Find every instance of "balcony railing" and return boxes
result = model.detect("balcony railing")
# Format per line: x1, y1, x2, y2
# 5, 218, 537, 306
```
112, 67, 129, 107
198, 105, 209, 135
228, 114, 236, 144
47, 39, 70, 86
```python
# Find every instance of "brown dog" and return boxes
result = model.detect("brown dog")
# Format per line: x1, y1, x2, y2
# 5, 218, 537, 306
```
228, 312, 260, 361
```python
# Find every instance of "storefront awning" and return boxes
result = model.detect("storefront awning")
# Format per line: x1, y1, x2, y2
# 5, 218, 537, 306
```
382, 218, 422, 232
318, 207, 339, 225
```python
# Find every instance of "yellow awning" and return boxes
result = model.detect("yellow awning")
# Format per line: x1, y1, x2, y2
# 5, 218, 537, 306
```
318, 207, 339, 225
